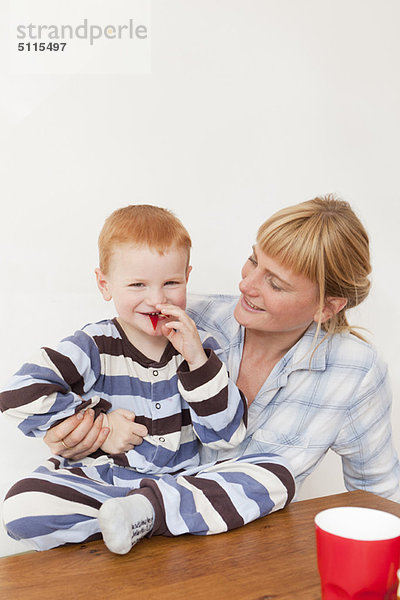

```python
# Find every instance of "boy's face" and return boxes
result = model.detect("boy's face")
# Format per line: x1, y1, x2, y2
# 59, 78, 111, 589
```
95, 244, 191, 342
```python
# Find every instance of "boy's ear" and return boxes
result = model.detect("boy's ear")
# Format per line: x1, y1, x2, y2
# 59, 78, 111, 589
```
95, 268, 112, 301
314, 296, 348, 324
185, 265, 192, 283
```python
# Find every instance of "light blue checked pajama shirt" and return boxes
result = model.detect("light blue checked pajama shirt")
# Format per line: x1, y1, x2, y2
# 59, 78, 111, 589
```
0, 316, 294, 551
187, 294, 400, 502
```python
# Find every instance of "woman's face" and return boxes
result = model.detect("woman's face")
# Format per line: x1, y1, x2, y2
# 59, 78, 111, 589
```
234, 245, 322, 337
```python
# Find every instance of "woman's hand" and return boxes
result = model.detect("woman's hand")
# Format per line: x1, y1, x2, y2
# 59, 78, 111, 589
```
101, 409, 148, 454
43, 408, 149, 460
43, 409, 110, 460
157, 303, 208, 371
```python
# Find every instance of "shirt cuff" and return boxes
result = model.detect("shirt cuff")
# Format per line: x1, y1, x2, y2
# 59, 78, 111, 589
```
177, 349, 223, 391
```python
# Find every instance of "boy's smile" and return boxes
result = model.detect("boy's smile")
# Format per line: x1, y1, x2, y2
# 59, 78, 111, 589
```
95, 244, 191, 351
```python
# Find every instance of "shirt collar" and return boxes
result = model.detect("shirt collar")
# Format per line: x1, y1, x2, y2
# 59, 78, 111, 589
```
285, 322, 328, 372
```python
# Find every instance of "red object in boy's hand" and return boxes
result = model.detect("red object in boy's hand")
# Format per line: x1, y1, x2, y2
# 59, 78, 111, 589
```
149, 314, 159, 330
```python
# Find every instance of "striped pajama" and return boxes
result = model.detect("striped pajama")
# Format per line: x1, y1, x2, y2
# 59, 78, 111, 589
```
3, 453, 294, 551
0, 317, 295, 550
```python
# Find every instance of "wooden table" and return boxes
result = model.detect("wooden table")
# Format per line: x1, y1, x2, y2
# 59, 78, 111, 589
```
1, 490, 399, 599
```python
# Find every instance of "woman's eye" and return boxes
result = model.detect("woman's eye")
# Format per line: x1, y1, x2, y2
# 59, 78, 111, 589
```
248, 255, 257, 266
269, 279, 283, 292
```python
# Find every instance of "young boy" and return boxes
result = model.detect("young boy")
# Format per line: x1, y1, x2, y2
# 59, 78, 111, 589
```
0, 205, 294, 554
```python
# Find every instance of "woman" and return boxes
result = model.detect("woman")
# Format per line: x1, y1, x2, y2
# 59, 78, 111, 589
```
44, 195, 400, 501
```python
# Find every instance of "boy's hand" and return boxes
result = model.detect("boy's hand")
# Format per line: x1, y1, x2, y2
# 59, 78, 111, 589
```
101, 409, 148, 454
157, 303, 208, 371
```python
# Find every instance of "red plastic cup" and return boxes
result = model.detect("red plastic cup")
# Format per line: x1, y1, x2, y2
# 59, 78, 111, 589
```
315, 507, 400, 600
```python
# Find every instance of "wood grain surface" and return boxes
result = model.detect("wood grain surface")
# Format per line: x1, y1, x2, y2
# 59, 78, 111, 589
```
1, 490, 399, 600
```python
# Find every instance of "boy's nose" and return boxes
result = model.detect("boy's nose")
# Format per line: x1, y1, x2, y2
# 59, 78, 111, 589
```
147, 287, 167, 307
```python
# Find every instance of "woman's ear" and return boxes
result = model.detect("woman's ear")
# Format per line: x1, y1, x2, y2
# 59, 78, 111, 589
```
95, 268, 112, 301
315, 297, 348, 324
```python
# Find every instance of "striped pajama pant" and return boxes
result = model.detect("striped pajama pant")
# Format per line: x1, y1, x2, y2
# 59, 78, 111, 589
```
2, 453, 295, 551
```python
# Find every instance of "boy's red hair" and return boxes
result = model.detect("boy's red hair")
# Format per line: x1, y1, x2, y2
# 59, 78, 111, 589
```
98, 204, 192, 273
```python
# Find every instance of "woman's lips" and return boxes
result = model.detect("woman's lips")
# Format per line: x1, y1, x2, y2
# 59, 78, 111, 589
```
241, 296, 265, 312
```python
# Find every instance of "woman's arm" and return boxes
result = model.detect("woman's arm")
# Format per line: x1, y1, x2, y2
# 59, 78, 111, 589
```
333, 356, 400, 502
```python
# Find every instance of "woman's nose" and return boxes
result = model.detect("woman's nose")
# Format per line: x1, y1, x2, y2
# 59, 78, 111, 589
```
240, 268, 260, 296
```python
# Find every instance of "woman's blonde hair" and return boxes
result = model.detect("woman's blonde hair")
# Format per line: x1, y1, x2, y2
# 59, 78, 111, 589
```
98, 204, 191, 273
256, 195, 371, 340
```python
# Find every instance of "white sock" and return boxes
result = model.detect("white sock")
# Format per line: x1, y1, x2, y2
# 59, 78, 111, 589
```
98, 494, 155, 555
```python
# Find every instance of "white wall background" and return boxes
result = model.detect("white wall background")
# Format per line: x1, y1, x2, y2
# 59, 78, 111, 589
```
0, 0, 399, 556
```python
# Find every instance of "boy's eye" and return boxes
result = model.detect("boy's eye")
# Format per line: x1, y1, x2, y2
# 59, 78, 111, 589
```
129, 282, 144, 288
164, 280, 180, 286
